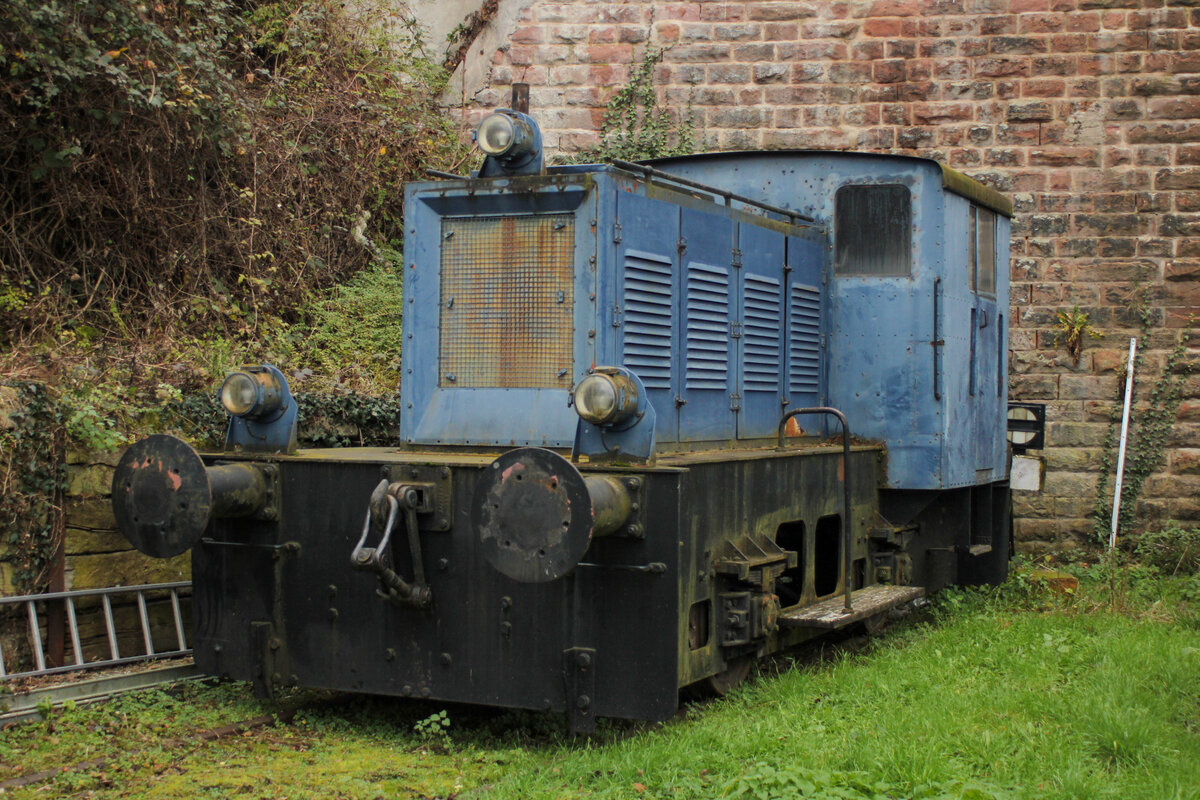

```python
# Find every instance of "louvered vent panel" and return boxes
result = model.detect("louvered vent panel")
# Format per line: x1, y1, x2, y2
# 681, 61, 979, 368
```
685, 262, 729, 390
744, 274, 782, 391
789, 283, 821, 395
439, 214, 575, 388
622, 252, 674, 390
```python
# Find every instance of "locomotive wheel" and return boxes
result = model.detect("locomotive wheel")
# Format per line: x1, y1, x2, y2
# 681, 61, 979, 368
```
685, 656, 753, 699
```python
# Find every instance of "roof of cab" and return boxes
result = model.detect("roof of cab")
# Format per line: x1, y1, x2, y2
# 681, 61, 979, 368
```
641, 150, 1013, 217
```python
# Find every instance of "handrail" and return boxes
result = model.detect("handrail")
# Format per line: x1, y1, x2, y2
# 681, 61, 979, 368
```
932, 277, 943, 401
611, 159, 818, 225
777, 407, 853, 613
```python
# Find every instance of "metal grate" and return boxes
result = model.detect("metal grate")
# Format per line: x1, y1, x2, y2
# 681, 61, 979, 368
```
622, 251, 674, 390
789, 283, 821, 395
439, 214, 575, 388
685, 262, 730, 390
744, 274, 782, 392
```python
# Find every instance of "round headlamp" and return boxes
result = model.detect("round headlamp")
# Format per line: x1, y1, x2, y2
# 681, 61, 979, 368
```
219, 368, 283, 420
476, 112, 517, 156
575, 374, 618, 425
572, 370, 640, 428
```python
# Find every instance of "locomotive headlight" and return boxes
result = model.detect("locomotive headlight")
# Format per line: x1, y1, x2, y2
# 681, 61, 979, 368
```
476, 112, 517, 155
573, 370, 640, 427
219, 367, 284, 420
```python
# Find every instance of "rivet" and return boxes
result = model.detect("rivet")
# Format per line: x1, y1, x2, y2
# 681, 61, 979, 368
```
440, 652, 452, 667
385, 648, 396, 661
437, 558, 449, 571
328, 608, 339, 620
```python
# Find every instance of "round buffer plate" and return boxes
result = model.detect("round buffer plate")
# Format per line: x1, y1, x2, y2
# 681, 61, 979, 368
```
111, 435, 212, 558
472, 447, 594, 583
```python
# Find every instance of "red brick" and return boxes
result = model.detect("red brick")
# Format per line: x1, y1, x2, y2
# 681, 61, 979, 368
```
858, 0, 920, 16
912, 102, 975, 123
1024, 77, 1067, 96
1020, 13, 1067, 33
746, 2, 821, 21
874, 59, 907, 83
1147, 96, 1200, 119
763, 22, 799, 39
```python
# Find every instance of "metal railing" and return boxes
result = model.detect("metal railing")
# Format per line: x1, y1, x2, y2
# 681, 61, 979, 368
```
0, 582, 192, 680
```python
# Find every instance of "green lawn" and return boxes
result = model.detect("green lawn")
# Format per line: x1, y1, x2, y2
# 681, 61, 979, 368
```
2, 567, 1198, 799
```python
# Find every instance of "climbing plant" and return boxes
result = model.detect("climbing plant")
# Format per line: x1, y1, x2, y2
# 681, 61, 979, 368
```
1090, 295, 1191, 544
0, 383, 68, 596
578, 48, 695, 163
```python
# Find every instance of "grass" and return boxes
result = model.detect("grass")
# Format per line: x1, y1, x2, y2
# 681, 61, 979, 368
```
1, 566, 1198, 799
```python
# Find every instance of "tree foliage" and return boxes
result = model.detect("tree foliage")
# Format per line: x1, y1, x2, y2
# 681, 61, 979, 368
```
0, 0, 466, 352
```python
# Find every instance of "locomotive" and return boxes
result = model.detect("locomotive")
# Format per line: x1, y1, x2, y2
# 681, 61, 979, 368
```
112, 105, 1012, 732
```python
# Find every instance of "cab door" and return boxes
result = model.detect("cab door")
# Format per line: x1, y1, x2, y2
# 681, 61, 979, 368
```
969, 206, 1002, 471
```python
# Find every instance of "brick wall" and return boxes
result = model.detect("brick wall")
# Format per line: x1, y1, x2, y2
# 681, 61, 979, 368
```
448, 0, 1200, 553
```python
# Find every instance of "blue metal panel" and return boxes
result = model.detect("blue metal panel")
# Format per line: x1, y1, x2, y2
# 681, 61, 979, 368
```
615, 191, 680, 442
785, 233, 825, 419
644, 152, 1010, 489
679, 208, 735, 441
400, 179, 599, 447
737, 223, 786, 439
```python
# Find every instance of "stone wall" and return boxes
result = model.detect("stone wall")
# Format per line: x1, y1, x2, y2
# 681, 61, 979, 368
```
63, 450, 190, 592
447, 0, 1200, 552
0, 450, 189, 671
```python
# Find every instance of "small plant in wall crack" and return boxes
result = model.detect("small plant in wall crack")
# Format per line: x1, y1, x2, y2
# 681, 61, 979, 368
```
1055, 305, 1102, 366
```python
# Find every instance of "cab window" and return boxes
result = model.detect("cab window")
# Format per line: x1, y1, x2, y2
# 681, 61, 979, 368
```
834, 185, 911, 277
969, 205, 996, 296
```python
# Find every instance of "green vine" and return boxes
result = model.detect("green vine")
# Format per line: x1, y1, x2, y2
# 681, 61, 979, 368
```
1091, 295, 1191, 544
578, 48, 695, 163
165, 390, 401, 450
0, 383, 68, 596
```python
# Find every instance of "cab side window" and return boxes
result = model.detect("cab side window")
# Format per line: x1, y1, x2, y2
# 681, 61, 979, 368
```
969, 205, 996, 296
834, 185, 911, 277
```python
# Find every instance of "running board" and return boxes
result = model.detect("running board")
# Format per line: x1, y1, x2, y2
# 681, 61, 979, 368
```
778, 585, 925, 630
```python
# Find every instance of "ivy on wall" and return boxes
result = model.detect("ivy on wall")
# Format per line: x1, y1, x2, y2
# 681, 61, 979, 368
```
0, 383, 68, 596
1090, 297, 1191, 544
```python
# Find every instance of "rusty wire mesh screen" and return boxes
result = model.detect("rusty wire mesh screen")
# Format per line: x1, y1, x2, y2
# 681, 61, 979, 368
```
439, 214, 576, 388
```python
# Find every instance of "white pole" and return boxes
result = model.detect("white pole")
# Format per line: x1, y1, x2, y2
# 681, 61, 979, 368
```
1109, 337, 1137, 551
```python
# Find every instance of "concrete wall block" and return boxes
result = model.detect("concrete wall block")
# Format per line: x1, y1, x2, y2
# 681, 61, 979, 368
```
1047, 421, 1109, 446
1042, 469, 1100, 496
68, 551, 190, 592
67, 464, 115, 497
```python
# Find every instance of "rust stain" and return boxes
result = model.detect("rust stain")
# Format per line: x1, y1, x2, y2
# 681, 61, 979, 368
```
166, 469, 182, 491
784, 417, 805, 437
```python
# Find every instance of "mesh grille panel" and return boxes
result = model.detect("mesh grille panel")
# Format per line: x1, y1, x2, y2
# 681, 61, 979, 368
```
744, 274, 782, 392
622, 251, 674, 390
789, 283, 821, 395
440, 214, 575, 388
685, 262, 729, 390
